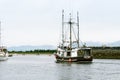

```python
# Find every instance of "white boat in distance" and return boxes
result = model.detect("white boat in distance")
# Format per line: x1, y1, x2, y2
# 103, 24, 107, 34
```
0, 46, 8, 61
54, 10, 93, 62
0, 22, 8, 61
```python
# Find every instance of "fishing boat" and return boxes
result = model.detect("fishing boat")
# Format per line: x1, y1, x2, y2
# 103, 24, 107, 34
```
54, 10, 93, 62
0, 22, 8, 61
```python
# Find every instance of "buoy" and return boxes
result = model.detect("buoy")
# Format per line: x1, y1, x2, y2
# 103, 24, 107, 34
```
69, 58, 72, 62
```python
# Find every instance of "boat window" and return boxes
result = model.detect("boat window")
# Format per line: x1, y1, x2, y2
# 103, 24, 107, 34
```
67, 52, 71, 56
61, 53, 64, 57
58, 51, 60, 54
77, 50, 84, 57
84, 50, 90, 56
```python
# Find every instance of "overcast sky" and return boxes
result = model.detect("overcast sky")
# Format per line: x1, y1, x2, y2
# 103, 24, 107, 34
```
0, 0, 120, 47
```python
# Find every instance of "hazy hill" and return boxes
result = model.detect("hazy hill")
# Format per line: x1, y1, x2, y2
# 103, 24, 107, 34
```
8, 45, 56, 51
85, 41, 120, 47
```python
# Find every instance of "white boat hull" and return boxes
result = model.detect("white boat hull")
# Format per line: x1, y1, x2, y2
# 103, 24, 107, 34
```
0, 52, 8, 61
0, 56, 8, 61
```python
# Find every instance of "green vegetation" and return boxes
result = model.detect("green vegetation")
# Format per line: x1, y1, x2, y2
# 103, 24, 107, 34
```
8, 47, 120, 59
91, 47, 120, 59
8, 49, 56, 55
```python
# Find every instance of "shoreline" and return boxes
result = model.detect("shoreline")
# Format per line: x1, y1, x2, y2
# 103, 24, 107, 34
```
8, 47, 120, 59
9, 52, 120, 59
9, 53, 53, 56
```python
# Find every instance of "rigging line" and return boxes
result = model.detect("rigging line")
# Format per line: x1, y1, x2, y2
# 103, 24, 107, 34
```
72, 26, 77, 41
79, 39, 84, 47
64, 25, 69, 42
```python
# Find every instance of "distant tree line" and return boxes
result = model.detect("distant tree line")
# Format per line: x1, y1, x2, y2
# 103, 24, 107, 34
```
9, 49, 56, 54
90, 46, 120, 50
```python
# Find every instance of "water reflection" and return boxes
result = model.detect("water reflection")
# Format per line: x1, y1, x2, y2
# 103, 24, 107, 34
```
55, 62, 93, 80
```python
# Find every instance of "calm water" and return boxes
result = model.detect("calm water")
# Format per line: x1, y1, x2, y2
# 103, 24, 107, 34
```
0, 55, 120, 80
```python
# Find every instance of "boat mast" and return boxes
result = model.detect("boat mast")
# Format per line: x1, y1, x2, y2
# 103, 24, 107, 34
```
77, 12, 79, 47
0, 21, 1, 47
62, 11, 79, 49
62, 10, 64, 47
69, 13, 72, 49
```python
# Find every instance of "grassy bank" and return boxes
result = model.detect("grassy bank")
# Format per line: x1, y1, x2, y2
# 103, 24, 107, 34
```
92, 47, 120, 59
8, 47, 120, 59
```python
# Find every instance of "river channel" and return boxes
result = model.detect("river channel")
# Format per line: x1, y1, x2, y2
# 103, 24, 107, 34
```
0, 55, 120, 80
